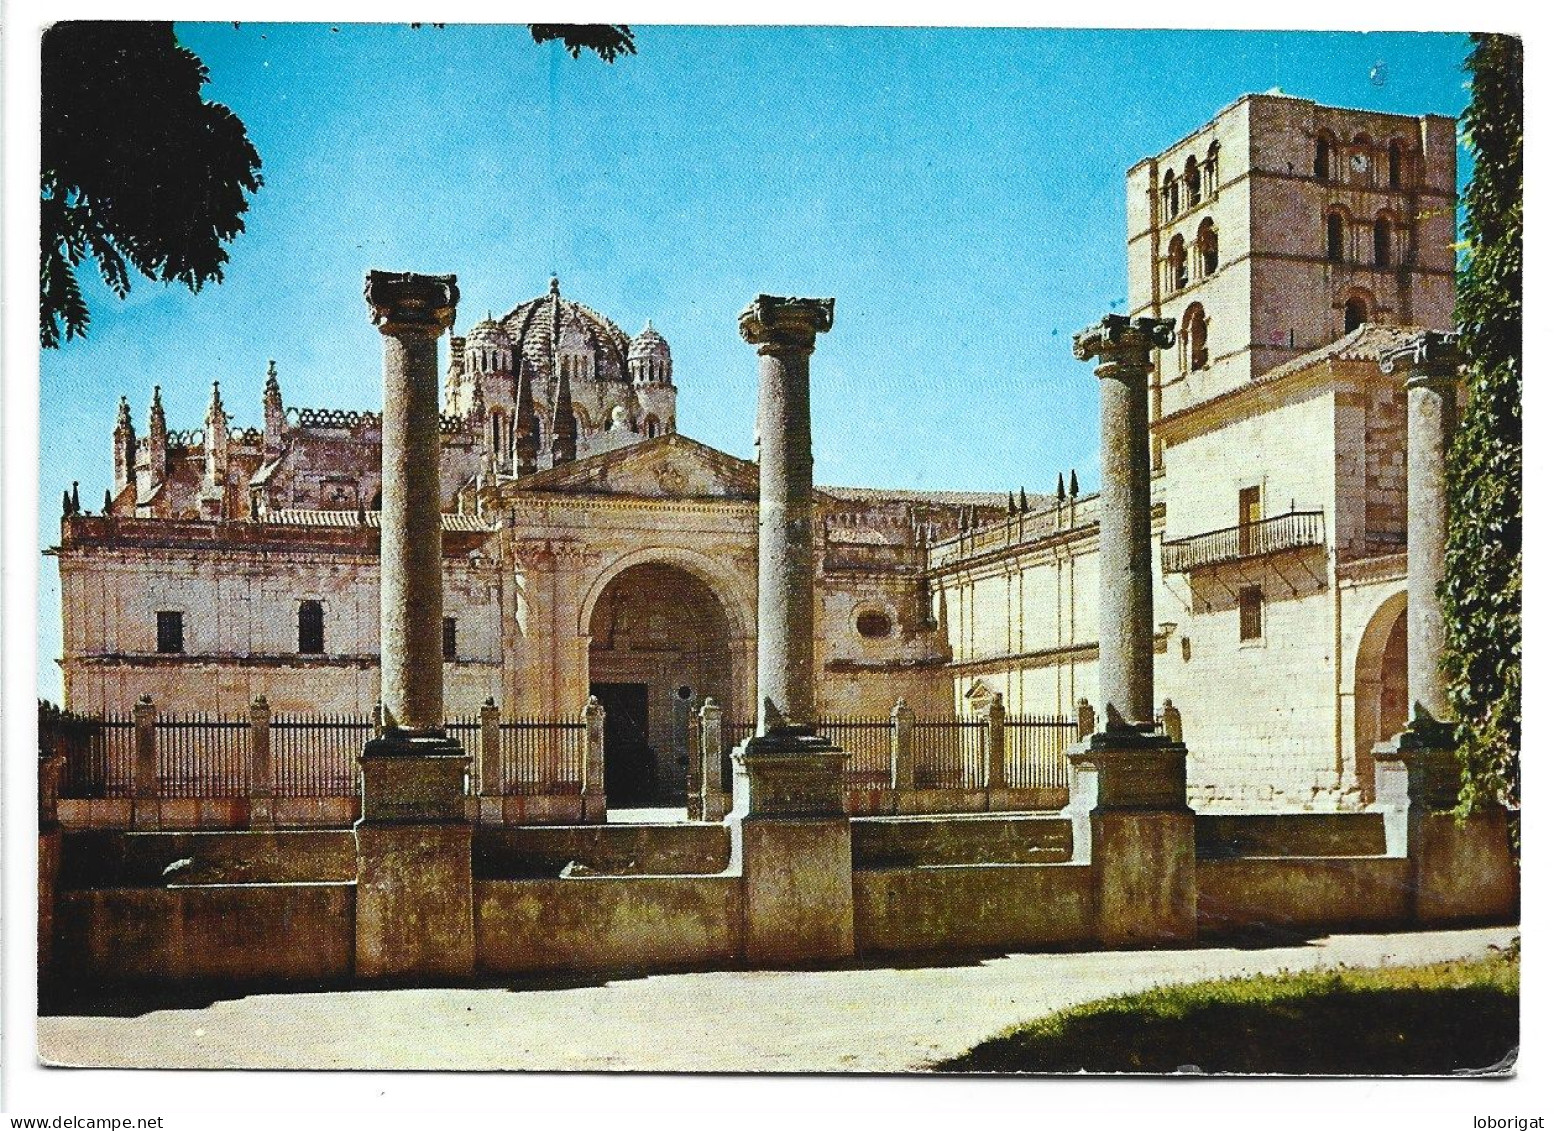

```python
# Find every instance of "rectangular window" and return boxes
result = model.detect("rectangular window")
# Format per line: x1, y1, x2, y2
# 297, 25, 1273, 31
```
1239, 585, 1264, 642
156, 610, 184, 654
1238, 485, 1263, 556
298, 600, 325, 655
443, 616, 457, 661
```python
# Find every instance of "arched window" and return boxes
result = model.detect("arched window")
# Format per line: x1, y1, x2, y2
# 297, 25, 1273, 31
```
1344, 295, 1369, 333
1387, 139, 1404, 188
1181, 304, 1209, 373
1167, 235, 1188, 293
1196, 218, 1219, 277
1184, 156, 1201, 206
1326, 210, 1345, 262
491, 410, 504, 456
644, 414, 661, 438
1315, 133, 1334, 180
1204, 141, 1220, 195
1162, 170, 1179, 220
298, 600, 324, 655
529, 414, 542, 451
1373, 215, 1392, 268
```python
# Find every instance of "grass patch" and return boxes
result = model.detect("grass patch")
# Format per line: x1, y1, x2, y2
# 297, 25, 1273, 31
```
935, 945, 1518, 1076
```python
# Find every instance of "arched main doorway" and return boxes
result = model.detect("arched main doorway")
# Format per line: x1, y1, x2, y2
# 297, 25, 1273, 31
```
587, 562, 734, 807
1353, 592, 1408, 801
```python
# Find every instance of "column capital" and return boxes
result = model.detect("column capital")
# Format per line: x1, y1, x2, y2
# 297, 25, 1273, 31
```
738, 295, 835, 354
1379, 330, 1464, 388
1073, 314, 1175, 379
365, 270, 459, 337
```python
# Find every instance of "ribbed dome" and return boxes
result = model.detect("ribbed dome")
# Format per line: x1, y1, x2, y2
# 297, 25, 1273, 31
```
629, 320, 671, 362
466, 313, 511, 345
499, 277, 630, 385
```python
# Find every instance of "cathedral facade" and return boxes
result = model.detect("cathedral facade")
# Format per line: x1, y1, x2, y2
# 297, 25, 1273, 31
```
52, 92, 1456, 811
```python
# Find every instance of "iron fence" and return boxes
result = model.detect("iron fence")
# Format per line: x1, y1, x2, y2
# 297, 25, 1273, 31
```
272, 713, 369, 797
1005, 714, 1078, 789
46, 708, 135, 799
815, 717, 894, 788
498, 718, 586, 794
155, 714, 251, 798
913, 718, 988, 788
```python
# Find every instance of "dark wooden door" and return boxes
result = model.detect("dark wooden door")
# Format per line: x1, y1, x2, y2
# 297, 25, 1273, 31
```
592, 682, 653, 806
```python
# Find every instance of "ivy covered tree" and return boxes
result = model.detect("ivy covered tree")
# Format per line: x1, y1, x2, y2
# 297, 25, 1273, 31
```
1441, 33, 1522, 811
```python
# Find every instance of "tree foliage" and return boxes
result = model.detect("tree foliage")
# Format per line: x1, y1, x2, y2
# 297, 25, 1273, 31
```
1441, 33, 1522, 810
40, 23, 634, 348
529, 24, 636, 63
40, 22, 263, 347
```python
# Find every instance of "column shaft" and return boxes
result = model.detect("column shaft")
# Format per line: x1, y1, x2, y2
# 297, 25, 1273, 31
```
1074, 315, 1174, 728
739, 295, 834, 734
1406, 374, 1455, 721
366, 271, 459, 734
756, 346, 815, 729
1096, 364, 1155, 723
381, 330, 445, 731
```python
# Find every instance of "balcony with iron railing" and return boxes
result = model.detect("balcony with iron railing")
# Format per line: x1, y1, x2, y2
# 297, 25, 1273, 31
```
1160, 510, 1326, 573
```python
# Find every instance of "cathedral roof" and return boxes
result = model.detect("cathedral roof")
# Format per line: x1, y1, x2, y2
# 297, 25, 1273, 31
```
500, 277, 631, 384
629, 320, 671, 362
466, 313, 512, 344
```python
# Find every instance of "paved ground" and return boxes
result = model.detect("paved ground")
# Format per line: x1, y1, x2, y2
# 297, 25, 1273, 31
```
38, 926, 1514, 1073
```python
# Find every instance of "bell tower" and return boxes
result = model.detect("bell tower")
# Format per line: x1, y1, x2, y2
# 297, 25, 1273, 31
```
1126, 93, 1457, 423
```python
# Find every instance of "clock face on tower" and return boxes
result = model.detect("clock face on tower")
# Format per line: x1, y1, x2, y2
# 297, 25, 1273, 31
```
1351, 152, 1370, 174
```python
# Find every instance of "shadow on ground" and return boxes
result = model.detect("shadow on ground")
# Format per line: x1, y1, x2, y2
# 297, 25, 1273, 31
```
40, 932, 1341, 1019
935, 981, 1518, 1076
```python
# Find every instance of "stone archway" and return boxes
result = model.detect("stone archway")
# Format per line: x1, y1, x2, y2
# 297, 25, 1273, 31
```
1353, 591, 1408, 802
587, 562, 734, 807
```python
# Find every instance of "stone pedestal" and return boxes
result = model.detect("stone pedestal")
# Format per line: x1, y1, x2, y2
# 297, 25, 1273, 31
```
1373, 721, 1516, 926
354, 733, 475, 980
1067, 728, 1195, 948
732, 733, 853, 965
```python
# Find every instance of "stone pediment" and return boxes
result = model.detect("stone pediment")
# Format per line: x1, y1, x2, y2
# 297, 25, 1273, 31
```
512, 434, 759, 501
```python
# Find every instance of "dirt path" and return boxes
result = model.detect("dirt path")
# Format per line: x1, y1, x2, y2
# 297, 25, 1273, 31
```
38, 926, 1515, 1073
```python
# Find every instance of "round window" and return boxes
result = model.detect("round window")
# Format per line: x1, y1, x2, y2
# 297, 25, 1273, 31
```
855, 610, 892, 639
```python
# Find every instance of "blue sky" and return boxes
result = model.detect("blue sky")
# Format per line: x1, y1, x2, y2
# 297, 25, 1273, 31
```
36, 25, 1474, 699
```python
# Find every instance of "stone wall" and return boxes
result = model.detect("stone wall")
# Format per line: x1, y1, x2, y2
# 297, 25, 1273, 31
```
853, 864, 1094, 954
44, 806, 1513, 986
475, 876, 743, 974
53, 883, 354, 984
1198, 857, 1412, 935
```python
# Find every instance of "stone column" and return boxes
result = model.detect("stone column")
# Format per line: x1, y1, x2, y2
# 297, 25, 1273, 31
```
368, 270, 457, 734
731, 294, 852, 965
741, 295, 833, 733
355, 270, 474, 981
1372, 331, 1515, 924
1067, 314, 1195, 948
1073, 314, 1173, 727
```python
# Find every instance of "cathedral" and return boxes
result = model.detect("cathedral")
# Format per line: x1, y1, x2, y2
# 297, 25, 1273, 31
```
52, 92, 1458, 811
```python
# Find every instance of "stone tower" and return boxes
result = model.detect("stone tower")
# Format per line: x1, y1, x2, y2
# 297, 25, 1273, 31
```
1126, 93, 1457, 424
628, 320, 677, 437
